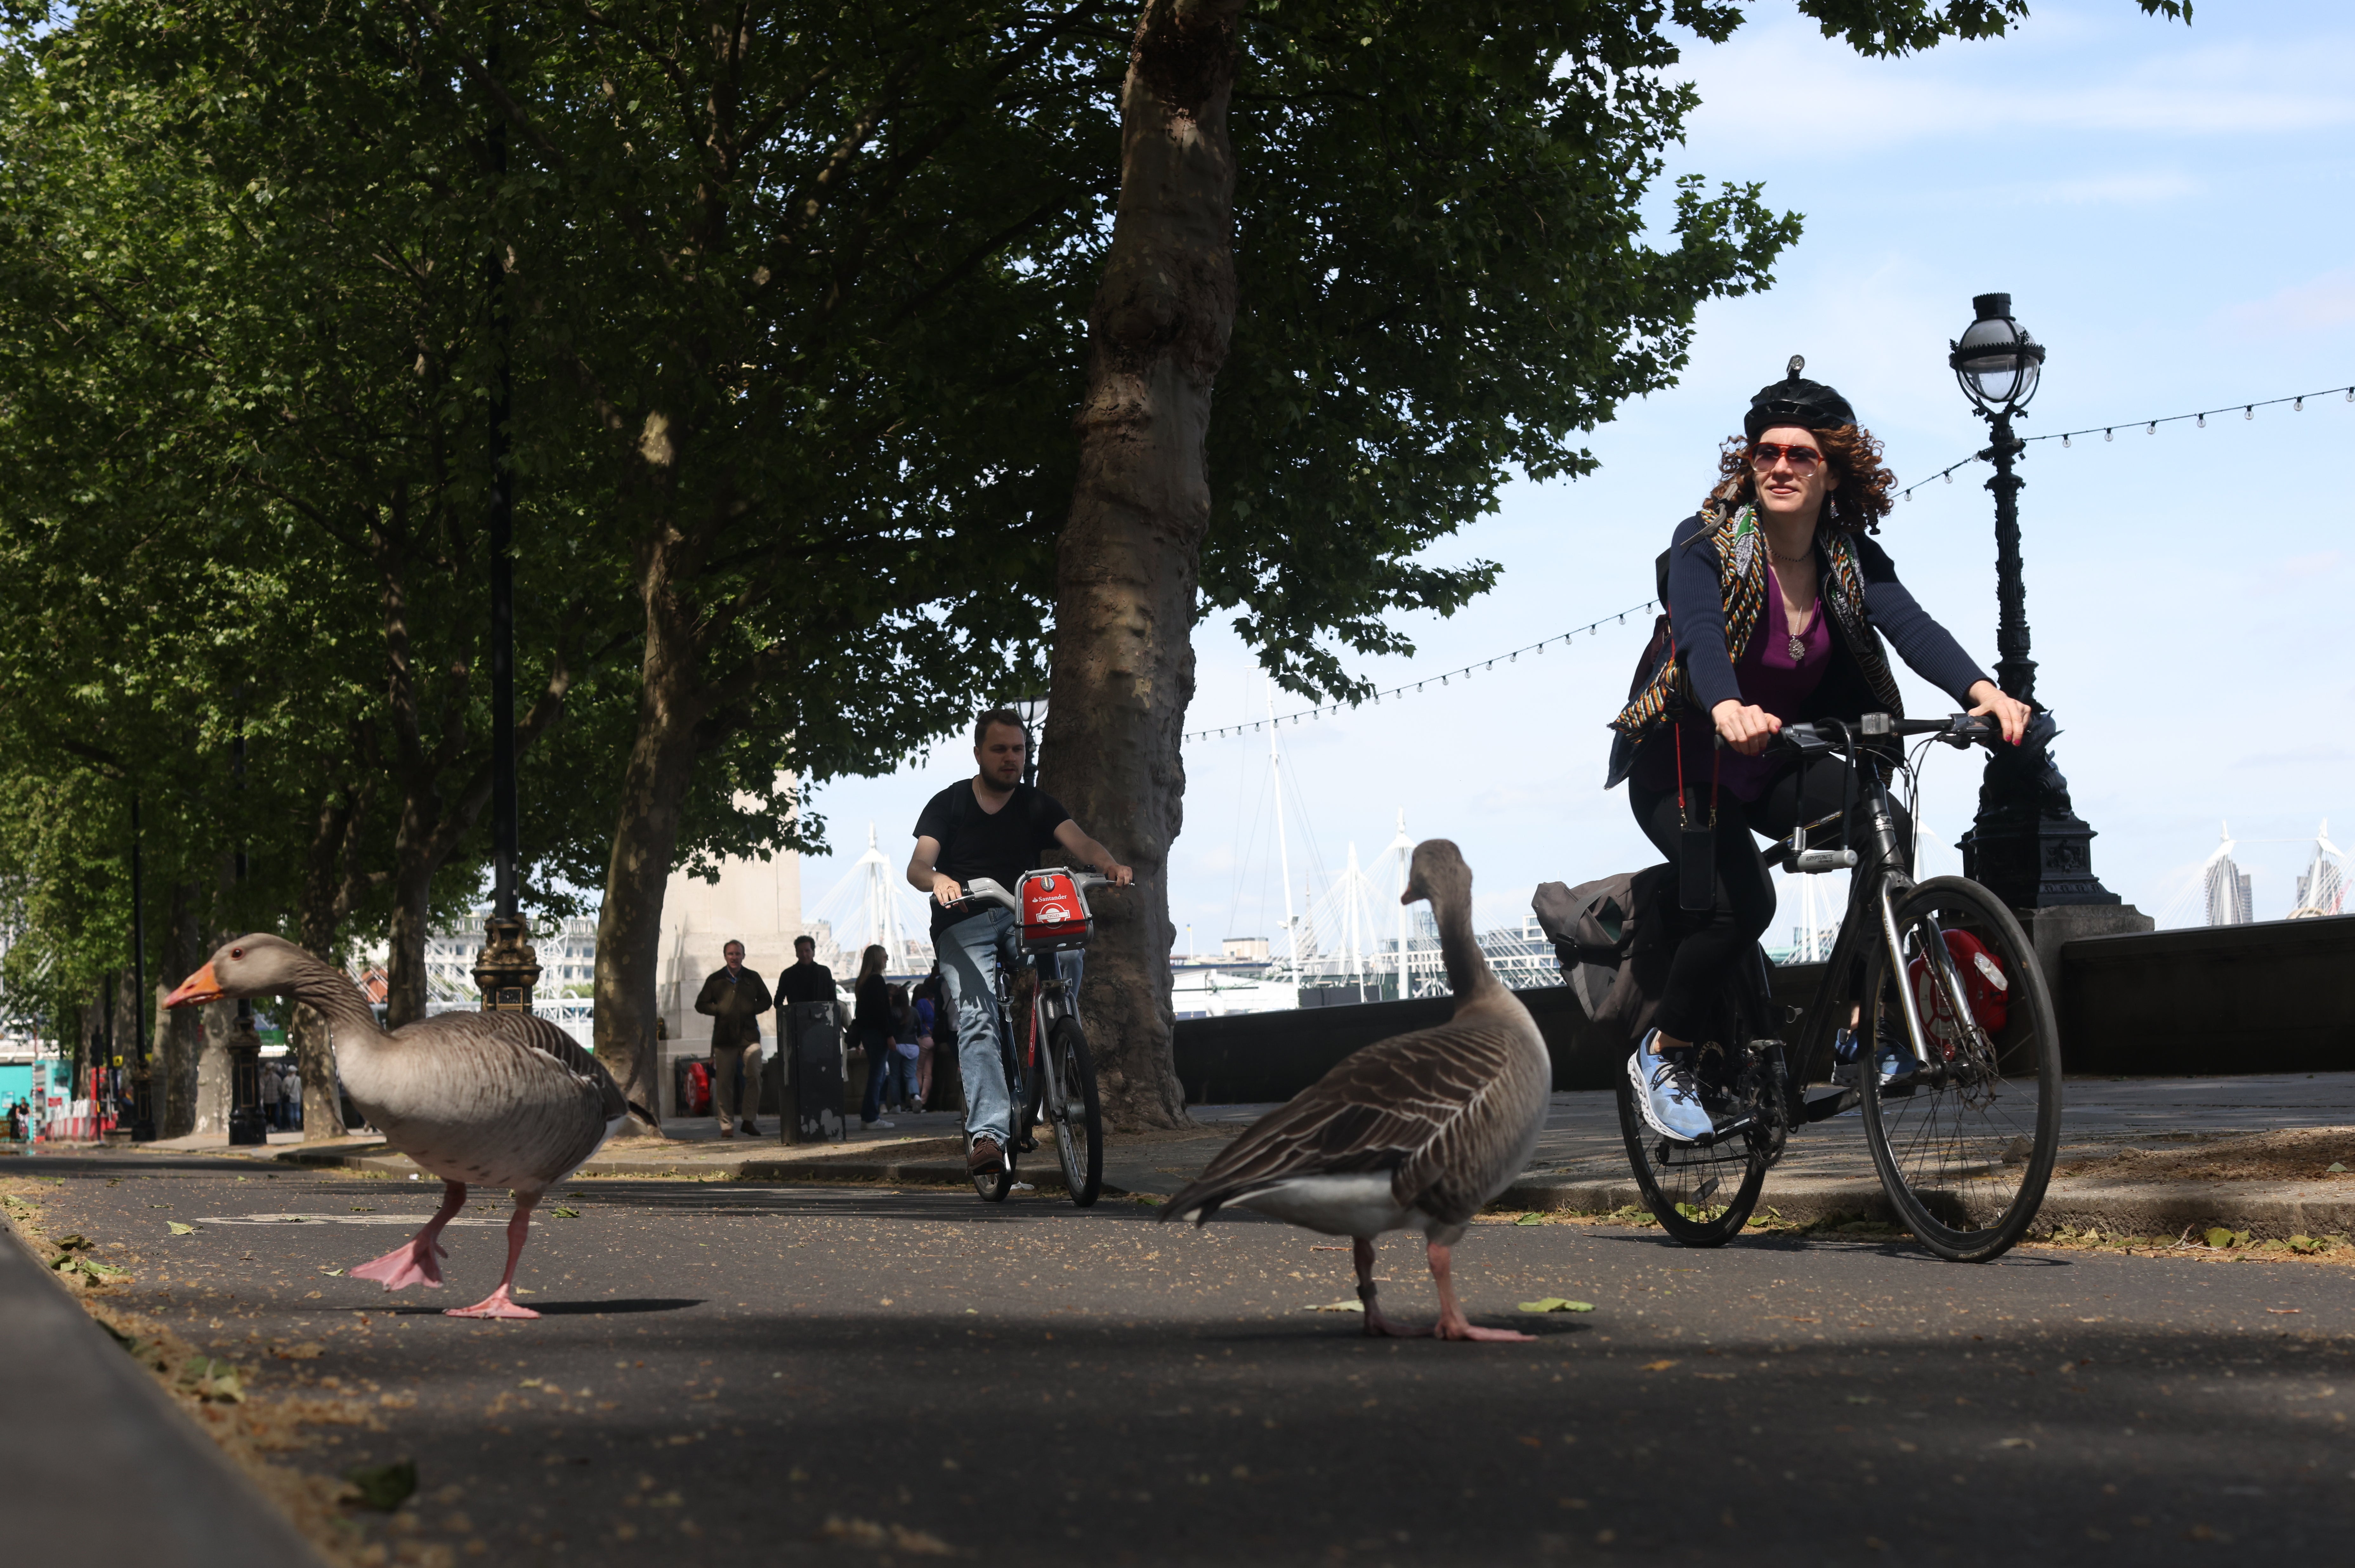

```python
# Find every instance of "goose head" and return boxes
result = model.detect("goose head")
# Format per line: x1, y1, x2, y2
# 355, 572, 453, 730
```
1401, 839, 1472, 910
164, 934, 311, 1008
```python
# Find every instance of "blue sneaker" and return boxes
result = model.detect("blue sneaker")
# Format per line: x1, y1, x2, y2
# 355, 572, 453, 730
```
1627, 1030, 1714, 1142
1834, 1024, 1919, 1088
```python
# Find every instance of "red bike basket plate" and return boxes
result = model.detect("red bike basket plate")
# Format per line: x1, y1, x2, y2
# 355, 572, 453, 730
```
1907, 928, 2010, 1057
1018, 870, 1092, 948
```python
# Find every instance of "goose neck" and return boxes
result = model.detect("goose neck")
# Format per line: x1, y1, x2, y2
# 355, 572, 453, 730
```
1431, 885, 1498, 999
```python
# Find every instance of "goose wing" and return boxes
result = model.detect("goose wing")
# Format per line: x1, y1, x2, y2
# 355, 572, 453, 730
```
1166, 1004, 1539, 1225
502, 1012, 629, 1123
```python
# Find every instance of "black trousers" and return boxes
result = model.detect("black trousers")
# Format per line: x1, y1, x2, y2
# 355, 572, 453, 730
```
1629, 759, 1911, 1044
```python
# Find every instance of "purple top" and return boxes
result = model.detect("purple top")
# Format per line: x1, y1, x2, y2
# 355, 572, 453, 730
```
1633, 570, 1832, 802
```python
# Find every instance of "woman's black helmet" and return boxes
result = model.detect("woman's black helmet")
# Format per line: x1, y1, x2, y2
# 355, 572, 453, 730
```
1745, 355, 1857, 440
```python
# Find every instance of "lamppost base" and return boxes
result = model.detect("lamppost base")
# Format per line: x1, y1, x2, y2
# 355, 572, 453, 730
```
474, 914, 541, 1011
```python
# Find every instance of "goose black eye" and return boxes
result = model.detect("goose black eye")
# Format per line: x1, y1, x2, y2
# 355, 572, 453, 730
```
230, 947, 245, 960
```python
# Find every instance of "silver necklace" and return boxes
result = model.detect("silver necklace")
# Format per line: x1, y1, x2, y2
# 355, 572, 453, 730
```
1770, 548, 1815, 661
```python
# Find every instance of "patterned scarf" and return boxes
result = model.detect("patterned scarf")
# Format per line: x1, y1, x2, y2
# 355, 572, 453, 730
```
1611, 505, 1903, 741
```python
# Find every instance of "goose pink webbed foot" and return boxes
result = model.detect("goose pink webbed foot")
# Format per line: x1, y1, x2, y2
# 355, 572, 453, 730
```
350, 1180, 465, 1291
446, 1194, 541, 1321
1427, 1241, 1534, 1343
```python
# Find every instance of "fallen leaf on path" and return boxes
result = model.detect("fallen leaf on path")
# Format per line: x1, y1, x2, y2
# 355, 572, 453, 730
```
550, 1207, 581, 1219
1641, 1359, 1679, 1372
1845, 1395, 1877, 1405
1306, 1301, 1365, 1313
1514, 1213, 1544, 1225
167, 1222, 197, 1236
1994, 1438, 2034, 1449
2266, 1308, 2301, 1315
1517, 1298, 1595, 1314
342, 1458, 417, 1512
820, 1516, 953, 1555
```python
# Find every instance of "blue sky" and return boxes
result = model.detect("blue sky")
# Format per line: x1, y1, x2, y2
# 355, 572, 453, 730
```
800, 0, 2355, 947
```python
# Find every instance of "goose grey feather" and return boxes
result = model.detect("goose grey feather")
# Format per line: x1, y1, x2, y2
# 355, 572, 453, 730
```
1163, 839, 1551, 1246
174, 934, 628, 1192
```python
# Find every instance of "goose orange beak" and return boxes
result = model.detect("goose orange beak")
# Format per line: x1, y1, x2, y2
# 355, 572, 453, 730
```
164, 964, 225, 1009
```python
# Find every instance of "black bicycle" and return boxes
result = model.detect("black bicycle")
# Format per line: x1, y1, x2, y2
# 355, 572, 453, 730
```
1613, 711, 2063, 1263
947, 871, 1108, 1207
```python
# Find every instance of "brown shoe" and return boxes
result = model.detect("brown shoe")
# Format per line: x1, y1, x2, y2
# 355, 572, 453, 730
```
719, 1129, 735, 1140
967, 1136, 1003, 1174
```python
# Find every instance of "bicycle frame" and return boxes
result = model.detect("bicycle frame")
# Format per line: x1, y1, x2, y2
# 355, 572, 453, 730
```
1773, 717, 1994, 1115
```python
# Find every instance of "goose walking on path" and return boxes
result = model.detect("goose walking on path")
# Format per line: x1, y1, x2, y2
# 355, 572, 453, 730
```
164, 935, 630, 1320
1162, 840, 1551, 1342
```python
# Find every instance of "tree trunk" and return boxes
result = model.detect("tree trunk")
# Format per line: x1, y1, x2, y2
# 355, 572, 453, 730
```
382, 793, 439, 1028
157, 882, 203, 1136
293, 792, 355, 1139
1039, 0, 1243, 1132
195, 999, 234, 1136
591, 559, 707, 1133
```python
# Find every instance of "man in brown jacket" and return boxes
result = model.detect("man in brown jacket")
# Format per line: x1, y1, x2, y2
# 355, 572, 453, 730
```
693, 941, 772, 1138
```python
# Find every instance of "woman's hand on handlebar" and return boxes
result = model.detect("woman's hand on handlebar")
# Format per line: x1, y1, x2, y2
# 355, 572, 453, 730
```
1965, 681, 2031, 746
1712, 699, 1783, 757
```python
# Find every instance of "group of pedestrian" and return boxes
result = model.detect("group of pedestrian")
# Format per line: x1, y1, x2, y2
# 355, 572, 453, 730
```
259, 1060, 303, 1132
694, 933, 946, 1137
5, 1099, 29, 1140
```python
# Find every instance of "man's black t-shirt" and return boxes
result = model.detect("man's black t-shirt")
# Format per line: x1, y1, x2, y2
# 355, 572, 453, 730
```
914, 780, 1073, 931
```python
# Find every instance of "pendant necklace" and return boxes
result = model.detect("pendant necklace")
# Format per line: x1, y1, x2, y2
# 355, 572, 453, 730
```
1770, 540, 1814, 662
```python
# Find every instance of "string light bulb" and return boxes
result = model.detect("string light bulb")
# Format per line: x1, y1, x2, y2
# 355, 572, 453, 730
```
2062, 434, 2071, 448
2105, 428, 2113, 441
2244, 406, 2253, 421
2295, 397, 2304, 411
2196, 413, 2205, 428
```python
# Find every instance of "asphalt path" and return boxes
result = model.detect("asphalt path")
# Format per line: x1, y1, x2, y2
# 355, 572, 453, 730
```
22, 1160, 2355, 1567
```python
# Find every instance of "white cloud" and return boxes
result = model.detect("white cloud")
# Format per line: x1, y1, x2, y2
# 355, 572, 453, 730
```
2220, 269, 2355, 336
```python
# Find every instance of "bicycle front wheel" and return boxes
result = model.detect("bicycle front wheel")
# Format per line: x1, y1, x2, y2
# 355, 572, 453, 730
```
1860, 876, 2062, 1262
1045, 1016, 1104, 1207
1615, 1067, 1767, 1247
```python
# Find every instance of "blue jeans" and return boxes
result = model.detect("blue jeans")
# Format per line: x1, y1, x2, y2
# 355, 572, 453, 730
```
935, 908, 1083, 1147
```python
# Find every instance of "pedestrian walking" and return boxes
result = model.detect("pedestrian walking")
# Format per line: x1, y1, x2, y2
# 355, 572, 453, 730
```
287, 1067, 303, 1131
259, 1059, 284, 1130
883, 983, 922, 1112
693, 940, 773, 1138
853, 945, 897, 1129
911, 970, 940, 1108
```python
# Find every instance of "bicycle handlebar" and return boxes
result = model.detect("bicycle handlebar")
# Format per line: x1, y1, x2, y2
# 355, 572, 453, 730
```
1774, 712, 2002, 755
936, 869, 1119, 912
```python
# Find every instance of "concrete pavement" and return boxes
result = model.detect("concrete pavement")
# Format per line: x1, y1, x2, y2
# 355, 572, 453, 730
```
7, 1159, 2353, 1567
187, 1074, 2355, 1242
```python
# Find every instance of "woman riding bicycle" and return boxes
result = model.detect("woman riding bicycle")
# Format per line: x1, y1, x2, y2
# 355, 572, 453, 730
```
1607, 360, 2031, 1143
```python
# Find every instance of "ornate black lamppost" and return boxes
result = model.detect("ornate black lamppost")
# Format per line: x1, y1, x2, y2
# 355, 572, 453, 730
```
470, 55, 540, 1013
1947, 294, 2128, 919
1014, 692, 1049, 789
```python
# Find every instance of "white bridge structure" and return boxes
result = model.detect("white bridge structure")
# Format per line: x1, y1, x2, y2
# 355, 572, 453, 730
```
2156, 821, 2345, 927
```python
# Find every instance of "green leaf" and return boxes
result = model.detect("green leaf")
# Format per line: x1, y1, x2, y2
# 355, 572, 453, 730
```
1517, 1297, 1595, 1314
167, 1221, 196, 1235
342, 1458, 417, 1512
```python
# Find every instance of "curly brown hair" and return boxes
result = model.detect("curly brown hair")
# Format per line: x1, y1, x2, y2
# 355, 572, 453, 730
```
1708, 424, 1896, 534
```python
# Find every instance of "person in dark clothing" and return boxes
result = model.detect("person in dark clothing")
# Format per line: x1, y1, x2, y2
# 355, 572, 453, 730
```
904, 708, 1132, 1175
693, 940, 772, 1137
851, 944, 898, 1129
1607, 362, 2031, 1142
775, 934, 836, 1007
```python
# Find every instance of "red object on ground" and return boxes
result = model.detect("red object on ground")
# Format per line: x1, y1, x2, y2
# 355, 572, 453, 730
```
682, 1060, 712, 1117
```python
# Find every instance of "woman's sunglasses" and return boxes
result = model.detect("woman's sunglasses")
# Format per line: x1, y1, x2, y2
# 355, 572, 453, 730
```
1748, 442, 1824, 473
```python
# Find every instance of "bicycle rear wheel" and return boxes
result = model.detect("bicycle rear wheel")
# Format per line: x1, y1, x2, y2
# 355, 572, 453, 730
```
1859, 876, 2062, 1262
1615, 1054, 1768, 1247
1045, 1016, 1104, 1207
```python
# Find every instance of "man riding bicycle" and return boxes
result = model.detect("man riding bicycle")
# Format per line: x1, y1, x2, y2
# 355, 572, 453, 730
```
905, 708, 1132, 1176
1607, 361, 2031, 1143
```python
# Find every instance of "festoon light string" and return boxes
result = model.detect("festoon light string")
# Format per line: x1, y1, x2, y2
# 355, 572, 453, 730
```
1183, 600, 1658, 743
1898, 379, 2355, 501
1185, 377, 2350, 745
